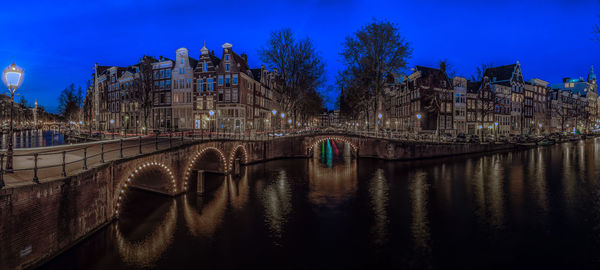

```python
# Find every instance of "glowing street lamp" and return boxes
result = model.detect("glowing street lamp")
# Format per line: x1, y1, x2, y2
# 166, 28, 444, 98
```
209, 110, 215, 135
2, 62, 25, 174
415, 114, 422, 133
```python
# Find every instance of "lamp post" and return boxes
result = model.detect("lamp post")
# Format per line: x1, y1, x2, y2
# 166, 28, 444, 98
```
494, 122, 499, 140
271, 109, 277, 138
377, 113, 382, 137
280, 112, 285, 135
110, 119, 115, 139
209, 110, 215, 138
416, 114, 422, 139
2, 62, 25, 173
538, 123, 542, 136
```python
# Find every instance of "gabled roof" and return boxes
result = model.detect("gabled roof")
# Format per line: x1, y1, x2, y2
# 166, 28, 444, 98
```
188, 56, 198, 68
467, 81, 481, 93
232, 51, 249, 72
483, 64, 516, 86
413, 65, 451, 87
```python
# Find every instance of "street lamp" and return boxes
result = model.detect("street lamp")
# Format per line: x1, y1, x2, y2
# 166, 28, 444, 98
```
209, 110, 215, 137
494, 122, 498, 139
2, 62, 25, 174
377, 113, 382, 137
110, 119, 115, 139
280, 112, 285, 134
415, 114, 422, 135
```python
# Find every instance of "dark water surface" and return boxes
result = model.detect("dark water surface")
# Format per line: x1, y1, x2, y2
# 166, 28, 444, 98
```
2, 130, 65, 148
41, 139, 600, 269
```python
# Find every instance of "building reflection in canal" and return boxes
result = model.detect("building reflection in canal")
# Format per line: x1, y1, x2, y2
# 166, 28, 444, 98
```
41, 139, 600, 269
259, 169, 292, 242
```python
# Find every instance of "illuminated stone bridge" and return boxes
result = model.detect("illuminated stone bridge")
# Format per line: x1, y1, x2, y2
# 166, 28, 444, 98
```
0, 133, 514, 269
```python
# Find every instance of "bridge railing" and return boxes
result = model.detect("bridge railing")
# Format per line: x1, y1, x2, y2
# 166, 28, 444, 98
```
0, 127, 459, 188
0, 128, 328, 188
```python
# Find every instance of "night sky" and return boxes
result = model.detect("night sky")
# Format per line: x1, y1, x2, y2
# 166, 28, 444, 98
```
1, 0, 598, 112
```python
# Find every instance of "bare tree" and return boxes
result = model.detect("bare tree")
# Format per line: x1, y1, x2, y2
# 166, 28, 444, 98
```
338, 19, 412, 129
471, 63, 494, 81
259, 29, 326, 124
439, 59, 457, 80
58, 83, 82, 123
134, 55, 156, 134
478, 78, 496, 136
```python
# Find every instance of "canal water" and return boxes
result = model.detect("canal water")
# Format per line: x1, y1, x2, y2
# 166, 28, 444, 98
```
41, 138, 600, 269
1, 129, 65, 149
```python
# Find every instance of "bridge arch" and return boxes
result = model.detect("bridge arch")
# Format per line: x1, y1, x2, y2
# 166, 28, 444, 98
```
307, 136, 358, 157
183, 146, 227, 191
114, 161, 176, 217
228, 144, 249, 171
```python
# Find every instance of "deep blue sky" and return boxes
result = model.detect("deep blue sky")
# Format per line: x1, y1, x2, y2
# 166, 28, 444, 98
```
1, 0, 598, 112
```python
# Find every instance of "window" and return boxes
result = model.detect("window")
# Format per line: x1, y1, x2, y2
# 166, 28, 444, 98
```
180, 68, 185, 74
233, 89, 238, 102
218, 75, 223, 86
154, 71, 159, 79
160, 70, 165, 78
207, 78, 214, 90
226, 64, 230, 71
181, 58, 184, 64
225, 54, 230, 61
174, 80, 178, 89
166, 80, 171, 87
160, 81, 164, 88
226, 76, 230, 87
198, 79, 204, 91
233, 74, 238, 85
203, 62, 207, 72
186, 79, 191, 88
166, 69, 171, 78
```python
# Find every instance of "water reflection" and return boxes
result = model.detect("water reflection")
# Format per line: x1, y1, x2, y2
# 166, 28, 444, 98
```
308, 157, 357, 205
369, 168, 389, 246
42, 139, 600, 269
115, 199, 177, 267
409, 171, 430, 252
229, 168, 250, 210
259, 169, 292, 243
532, 149, 549, 213
471, 155, 505, 229
183, 176, 229, 237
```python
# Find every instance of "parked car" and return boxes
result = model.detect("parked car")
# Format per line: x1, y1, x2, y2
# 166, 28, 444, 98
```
469, 135, 480, 143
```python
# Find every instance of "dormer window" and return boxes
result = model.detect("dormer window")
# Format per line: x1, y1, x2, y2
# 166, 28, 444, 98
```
225, 54, 230, 61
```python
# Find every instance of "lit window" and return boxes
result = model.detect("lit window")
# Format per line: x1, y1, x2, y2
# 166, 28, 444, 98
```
207, 78, 214, 90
